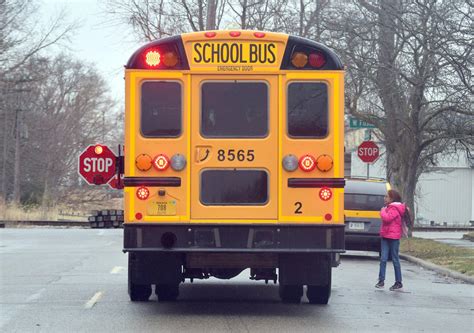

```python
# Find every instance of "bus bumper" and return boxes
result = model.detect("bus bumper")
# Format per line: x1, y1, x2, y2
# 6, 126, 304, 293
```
123, 223, 345, 253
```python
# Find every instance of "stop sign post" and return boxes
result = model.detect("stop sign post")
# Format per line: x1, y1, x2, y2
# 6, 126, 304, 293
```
78, 145, 117, 185
358, 141, 380, 163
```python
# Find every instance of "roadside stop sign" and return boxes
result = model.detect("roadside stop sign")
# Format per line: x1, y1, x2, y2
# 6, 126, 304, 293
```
357, 141, 380, 163
78, 145, 117, 185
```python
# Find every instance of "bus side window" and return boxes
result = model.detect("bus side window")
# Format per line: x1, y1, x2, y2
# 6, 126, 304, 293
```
141, 81, 182, 137
287, 82, 328, 138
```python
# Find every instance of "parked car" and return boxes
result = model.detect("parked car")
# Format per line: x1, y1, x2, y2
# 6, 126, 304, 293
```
344, 178, 390, 253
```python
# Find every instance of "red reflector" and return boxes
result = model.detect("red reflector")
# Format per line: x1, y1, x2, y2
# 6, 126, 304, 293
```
254, 32, 265, 38
299, 155, 316, 172
229, 31, 241, 37
153, 154, 170, 171
205, 31, 216, 38
136, 187, 150, 200
319, 187, 332, 201
324, 213, 332, 221
309, 52, 326, 68
145, 50, 161, 67
135, 212, 143, 220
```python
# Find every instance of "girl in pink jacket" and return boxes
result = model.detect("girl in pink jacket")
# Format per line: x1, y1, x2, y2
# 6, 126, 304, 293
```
375, 189, 405, 291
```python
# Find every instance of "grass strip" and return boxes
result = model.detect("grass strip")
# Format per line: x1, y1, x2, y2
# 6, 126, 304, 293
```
401, 237, 474, 276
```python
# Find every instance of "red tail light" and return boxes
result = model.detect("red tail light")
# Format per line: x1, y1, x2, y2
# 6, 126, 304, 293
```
299, 155, 316, 172
319, 187, 332, 201
153, 154, 170, 171
136, 187, 150, 200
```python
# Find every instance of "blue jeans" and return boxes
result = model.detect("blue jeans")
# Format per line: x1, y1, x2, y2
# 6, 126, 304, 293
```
378, 238, 402, 283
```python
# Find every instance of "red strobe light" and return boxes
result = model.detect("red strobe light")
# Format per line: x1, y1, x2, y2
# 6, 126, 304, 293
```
153, 154, 170, 171
299, 155, 316, 172
309, 52, 326, 68
145, 50, 161, 67
136, 187, 150, 200
94, 145, 103, 155
319, 187, 332, 201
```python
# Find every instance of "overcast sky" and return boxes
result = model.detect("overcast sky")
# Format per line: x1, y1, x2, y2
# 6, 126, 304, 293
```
41, 0, 142, 102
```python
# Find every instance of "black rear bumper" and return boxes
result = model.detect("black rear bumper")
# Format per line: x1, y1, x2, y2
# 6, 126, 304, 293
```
124, 223, 345, 253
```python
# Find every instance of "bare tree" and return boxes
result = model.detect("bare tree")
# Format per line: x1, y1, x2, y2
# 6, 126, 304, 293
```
0, 0, 76, 205
331, 0, 473, 218
104, 0, 226, 41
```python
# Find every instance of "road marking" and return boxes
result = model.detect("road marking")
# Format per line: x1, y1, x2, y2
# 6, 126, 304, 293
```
26, 288, 46, 302
84, 291, 103, 309
110, 266, 124, 274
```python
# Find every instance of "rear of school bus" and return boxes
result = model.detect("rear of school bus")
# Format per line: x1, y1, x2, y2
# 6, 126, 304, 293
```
123, 30, 345, 304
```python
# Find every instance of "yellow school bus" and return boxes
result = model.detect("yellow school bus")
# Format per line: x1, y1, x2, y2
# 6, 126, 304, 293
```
123, 30, 345, 304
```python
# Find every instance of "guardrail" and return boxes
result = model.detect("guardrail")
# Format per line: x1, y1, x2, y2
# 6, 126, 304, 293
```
0, 220, 89, 228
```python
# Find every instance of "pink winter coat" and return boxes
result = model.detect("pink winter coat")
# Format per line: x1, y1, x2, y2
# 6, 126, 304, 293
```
380, 202, 406, 239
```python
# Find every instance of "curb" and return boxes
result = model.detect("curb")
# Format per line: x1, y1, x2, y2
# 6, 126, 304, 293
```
400, 253, 474, 284
0, 220, 89, 227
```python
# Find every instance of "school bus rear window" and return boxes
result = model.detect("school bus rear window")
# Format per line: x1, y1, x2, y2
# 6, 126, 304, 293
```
287, 82, 328, 138
345, 194, 385, 211
201, 82, 268, 138
141, 81, 181, 137
200, 169, 268, 205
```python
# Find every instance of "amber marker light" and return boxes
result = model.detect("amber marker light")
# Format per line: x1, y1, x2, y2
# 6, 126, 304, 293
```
153, 154, 170, 171
291, 52, 308, 68
162, 51, 179, 67
299, 155, 316, 172
135, 154, 152, 171
316, 154, 333, 172
94, 145, 103, 155
319, 187, 332, 201
136, 187, 150, 200
145, 50, 161, 67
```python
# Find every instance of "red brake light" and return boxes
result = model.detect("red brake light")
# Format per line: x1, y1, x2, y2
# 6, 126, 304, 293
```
319, 187, 332, 201
136, 187, 150, 200
145, 50, 161, 67
309, 52, 326, 68
299, 155, 316, 172
229, 31, 241, 37
153, 154, 170, 171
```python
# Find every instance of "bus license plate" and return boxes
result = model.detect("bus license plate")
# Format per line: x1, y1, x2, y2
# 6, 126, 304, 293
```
147, 201, 177, 216
349, 222, 365, 230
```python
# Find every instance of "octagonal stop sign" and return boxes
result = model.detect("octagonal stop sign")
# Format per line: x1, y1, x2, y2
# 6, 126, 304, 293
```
357, 141, 380, 163
78, 145, 117, 185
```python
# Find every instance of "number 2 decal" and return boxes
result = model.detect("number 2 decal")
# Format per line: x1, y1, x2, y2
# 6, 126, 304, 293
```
294, 202, 303, 214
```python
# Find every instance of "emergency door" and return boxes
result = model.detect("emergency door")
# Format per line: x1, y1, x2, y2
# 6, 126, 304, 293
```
190, 75, 278, 220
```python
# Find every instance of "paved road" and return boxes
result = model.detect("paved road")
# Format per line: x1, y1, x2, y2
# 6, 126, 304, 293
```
1, 229, 473, 332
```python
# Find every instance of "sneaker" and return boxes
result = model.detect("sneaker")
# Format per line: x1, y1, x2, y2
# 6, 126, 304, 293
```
375, 280, 384, 288
389, 282, 403, 291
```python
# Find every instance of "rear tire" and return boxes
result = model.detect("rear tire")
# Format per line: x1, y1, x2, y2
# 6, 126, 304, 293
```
128, 253, 151, 302
155, 284, 179, 302
279, 284, 303, 304
128, 282, 152, 302
306, 267, 332, 304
